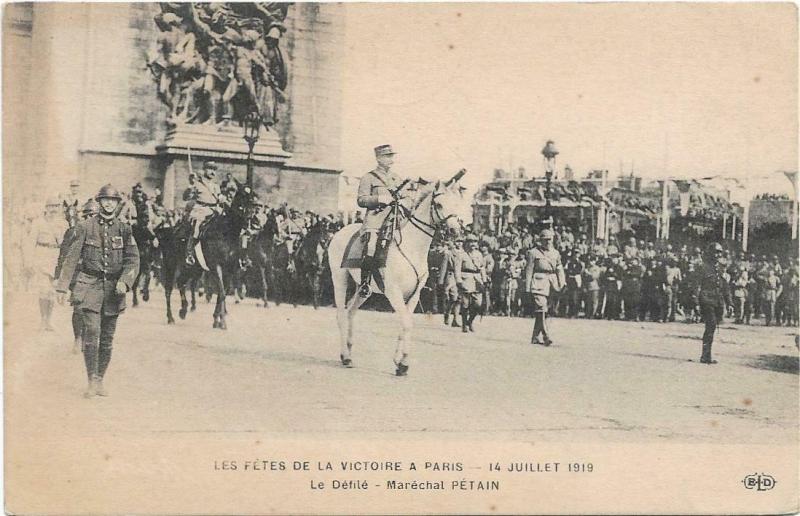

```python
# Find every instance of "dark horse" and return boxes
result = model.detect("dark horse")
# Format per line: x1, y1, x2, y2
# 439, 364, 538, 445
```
294, 218, 335, 309
130, 196, 156, 307
157, 186, 256, 328
245, 209, 280, 308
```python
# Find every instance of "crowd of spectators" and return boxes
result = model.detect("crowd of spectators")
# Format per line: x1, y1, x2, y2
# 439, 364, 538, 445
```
428, 222, 799, 328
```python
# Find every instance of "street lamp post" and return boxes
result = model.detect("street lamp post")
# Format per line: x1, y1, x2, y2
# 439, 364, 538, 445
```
541, 140, 558, 226
243, 112, 262, 189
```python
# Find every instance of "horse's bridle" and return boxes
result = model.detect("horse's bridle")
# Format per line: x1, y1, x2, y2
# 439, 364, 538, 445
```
402, 188, 455, 238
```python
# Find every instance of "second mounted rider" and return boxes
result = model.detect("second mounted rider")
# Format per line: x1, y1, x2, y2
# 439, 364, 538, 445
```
356, 144, 413, 296
185, 160, 224, 264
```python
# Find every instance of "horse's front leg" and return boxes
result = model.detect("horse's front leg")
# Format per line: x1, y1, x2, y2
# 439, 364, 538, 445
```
259, 265, 269, 308
132, 272, 140, 307
385, 285, 420, 377
213, 264, 227, 329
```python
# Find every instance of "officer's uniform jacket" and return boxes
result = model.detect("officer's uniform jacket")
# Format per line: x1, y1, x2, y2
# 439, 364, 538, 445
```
357, 166, 403, 232
696, 261, 730, 309
454, 248, 486, 293
194, 177, 222, 206
55, 215, 140, 315
524, 245, 565, 296
437, 247, 458, 291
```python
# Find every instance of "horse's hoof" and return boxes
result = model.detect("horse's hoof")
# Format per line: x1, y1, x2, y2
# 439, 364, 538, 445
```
132, 300, 138, 307
395, 363, 409, 376
143, 292, 150, 302
212, 320, 219, 329
167, 317, 175, 325
191, 304, 196, 312
219, 321, 227, 330
340, 355, 353, 368
179, 309, 187, 320
235, 299, 240, 304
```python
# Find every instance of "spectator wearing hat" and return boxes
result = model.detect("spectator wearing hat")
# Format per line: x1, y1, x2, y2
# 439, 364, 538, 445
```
524, 229, 565, 345
55, 184, 139, 397
454, 233, 487, 333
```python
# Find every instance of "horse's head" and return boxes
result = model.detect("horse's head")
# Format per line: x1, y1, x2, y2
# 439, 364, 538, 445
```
430, 169, 467, 232
63, 200, 79, 228
230, 183, 259, 223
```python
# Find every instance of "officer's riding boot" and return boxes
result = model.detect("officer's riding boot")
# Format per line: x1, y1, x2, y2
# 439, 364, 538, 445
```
83, 345, 99, 398
359, 257, 373, 297
71, 311, 82, 353
451, 303, 461, 327
461, 307, 469, 333
468, 309, 476, 332
531, 315, 543, 344
700, 341, 715, 364
185, 235, 196, 265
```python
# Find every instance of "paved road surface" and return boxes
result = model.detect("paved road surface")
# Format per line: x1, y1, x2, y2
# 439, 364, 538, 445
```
6, 290, 797, 444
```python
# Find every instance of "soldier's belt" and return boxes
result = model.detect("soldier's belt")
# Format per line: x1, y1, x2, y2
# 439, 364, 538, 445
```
81, 268, 121, 281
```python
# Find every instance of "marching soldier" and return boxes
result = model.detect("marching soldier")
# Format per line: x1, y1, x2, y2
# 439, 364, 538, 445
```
454, 233, 487, 333
55, 185, 139, 398
356, 144, 411, 296
25, 198, 66, 331
55, 199, 100, 353
438, 237, 463, 327
695, 242, 730, 364
186, 161, 223, 264
524, 229, 565, 345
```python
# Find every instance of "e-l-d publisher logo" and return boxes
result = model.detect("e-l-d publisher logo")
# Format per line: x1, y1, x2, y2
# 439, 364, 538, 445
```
742, 473, 776, 491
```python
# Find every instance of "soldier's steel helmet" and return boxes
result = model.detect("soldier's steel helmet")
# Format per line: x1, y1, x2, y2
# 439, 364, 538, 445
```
82, 199, 99, 215
95, 184, 123, 201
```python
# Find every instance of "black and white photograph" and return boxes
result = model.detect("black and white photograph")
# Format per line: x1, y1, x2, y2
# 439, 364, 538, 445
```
2, 2, 798, 514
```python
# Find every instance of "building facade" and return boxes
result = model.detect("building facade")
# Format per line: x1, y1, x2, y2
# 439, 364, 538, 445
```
3, 3, 344, 213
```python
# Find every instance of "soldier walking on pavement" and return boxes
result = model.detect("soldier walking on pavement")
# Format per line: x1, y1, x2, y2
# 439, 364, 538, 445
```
439, 237, 463, 327
55, 199, 100, 353
454, 233, 487, 333
55, 185, 139, 398
25, 198, 66, 331
524, 229, 565, 345
356, 144, 409, 296
695, 242, 730, 364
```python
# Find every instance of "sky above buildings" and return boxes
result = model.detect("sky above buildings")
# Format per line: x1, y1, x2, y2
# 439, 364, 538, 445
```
340, 3, 797, 197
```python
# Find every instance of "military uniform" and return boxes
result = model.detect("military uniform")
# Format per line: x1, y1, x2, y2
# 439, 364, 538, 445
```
56, 186, 139, 396
438, 242, 462, 326
695, 244, 730, 363
454, 237, 486, 332
355, 144, 411, 295
26, 205, 65, 330
524, 232, 565, 345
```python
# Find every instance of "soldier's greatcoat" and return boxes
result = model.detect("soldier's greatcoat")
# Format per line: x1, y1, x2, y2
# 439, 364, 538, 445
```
55, 215, 139, 315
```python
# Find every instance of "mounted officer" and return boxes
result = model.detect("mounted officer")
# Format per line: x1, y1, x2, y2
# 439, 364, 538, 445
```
186, 160, 224, 264
55, 185, 139, 398
356, 144, 410, 296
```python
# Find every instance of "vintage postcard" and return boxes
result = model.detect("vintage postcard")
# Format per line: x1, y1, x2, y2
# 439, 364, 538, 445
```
3, 2, 798, 514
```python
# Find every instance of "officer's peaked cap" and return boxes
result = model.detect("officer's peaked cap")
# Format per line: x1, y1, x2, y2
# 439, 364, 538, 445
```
374, 144, 395, 157
203, 161, 219, 171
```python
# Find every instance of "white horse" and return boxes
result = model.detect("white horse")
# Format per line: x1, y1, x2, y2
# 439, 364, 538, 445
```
327, 171, 466, 376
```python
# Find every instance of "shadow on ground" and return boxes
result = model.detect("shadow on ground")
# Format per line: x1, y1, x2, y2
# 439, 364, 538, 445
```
747, 354, 799, 375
